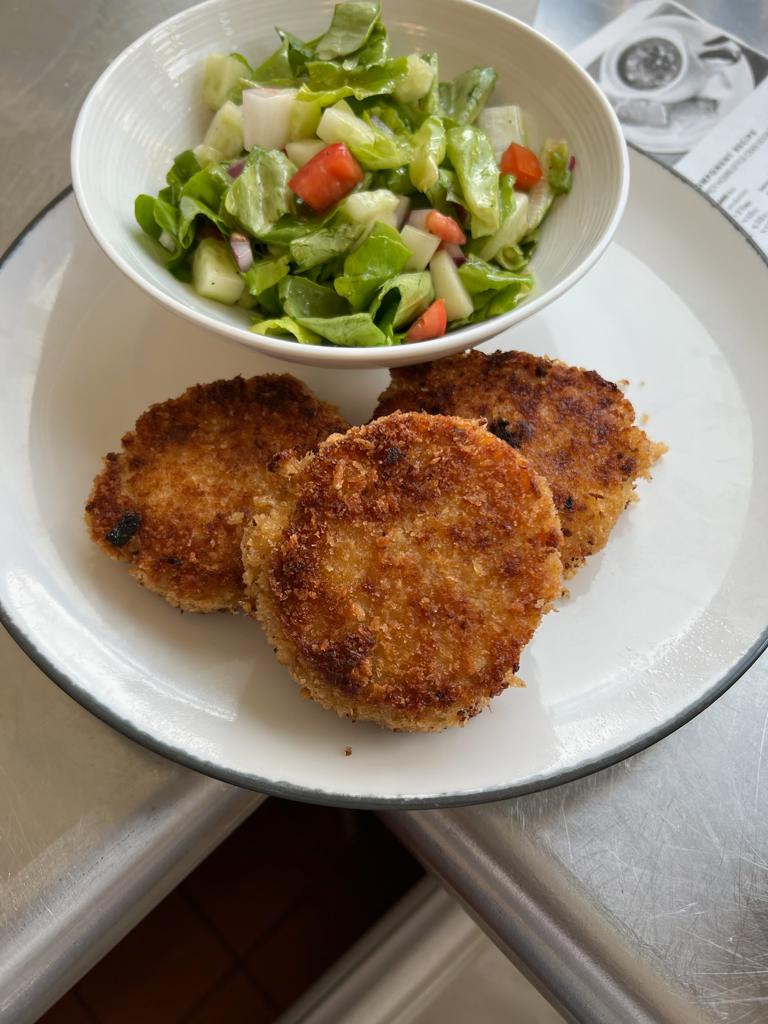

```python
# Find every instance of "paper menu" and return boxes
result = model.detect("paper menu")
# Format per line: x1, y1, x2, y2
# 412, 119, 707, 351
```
572, 0, 768, 256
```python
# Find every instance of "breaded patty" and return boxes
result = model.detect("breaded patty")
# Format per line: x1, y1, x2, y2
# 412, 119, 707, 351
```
374, 350, 666, 576
85, 375, 348, 612
242, 412, 563, 732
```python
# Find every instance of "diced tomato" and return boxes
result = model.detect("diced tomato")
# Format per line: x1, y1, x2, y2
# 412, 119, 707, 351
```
405, 299, 448, 343
425, 210, 466, 245
288, 143, 364, 213
500, 143, 543, 190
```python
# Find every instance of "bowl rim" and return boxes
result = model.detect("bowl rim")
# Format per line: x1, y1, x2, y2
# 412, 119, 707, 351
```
70, 0, 630, 367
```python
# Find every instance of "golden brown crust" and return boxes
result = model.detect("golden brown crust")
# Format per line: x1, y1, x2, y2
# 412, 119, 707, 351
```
242, 412, 563, 732
374, 350, 666, 576
85, 375, 348, 612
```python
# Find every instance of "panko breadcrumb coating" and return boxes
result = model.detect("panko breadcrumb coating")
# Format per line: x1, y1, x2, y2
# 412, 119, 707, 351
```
242, 412, 563, 732
85, 375, 348, 612
374, 350, 666, 576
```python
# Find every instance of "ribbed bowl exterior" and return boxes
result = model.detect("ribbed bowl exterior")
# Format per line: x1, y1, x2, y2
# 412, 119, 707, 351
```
72, 0, 628, 367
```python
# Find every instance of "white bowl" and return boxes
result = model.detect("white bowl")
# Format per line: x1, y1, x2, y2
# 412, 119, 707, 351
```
71, 0, 628, 369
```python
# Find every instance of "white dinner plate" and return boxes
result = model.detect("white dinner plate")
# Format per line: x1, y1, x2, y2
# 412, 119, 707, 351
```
2, 149, 767, 807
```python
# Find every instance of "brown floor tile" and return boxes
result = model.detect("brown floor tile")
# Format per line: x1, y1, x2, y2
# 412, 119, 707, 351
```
245, 819, 423, 1009
37, 992, 94, 1024
185, 969, 273, 1024
180, 800, 364, 956
76, 891, 232, 1024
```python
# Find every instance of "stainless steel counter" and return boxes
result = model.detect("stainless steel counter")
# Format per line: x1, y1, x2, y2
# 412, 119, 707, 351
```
1, 8, 262, 1022
2, 1, 767, 1023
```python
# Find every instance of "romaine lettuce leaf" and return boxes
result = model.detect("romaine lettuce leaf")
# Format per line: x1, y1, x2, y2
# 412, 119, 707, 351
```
279, 275, 350, 318
223, 147, 295, 237
421, 53, 439, 115
439, 67, 497, 125
542, 138, 572, 196
166, 150, 201, 201
334, 222, 410, 310
409, 115, 446, 192
135, 194, 163, 240
344, 20, 389, 68
314, 2, 381, 61
178, 195, 228, 246
251, 316, 323, 344
424, 167, 465, 214
457, 254, 533, 295
249, 42, 297, 87
471, 176, 529, 263
289, 216, 367, 269
370, 271, 434, 329
296, 312, 389, 345
304, 56, 408, 103
446, 126, 500, 237
373, 165, 416, 195
242, 255, 290, 297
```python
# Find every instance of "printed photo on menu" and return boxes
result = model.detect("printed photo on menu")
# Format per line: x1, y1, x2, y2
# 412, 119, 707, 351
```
573, 0, 768, 256
578, 1, 768, 165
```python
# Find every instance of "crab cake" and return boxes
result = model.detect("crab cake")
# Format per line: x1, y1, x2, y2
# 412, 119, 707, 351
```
374, 350, 666, 577
85, 375, 348, 613
242, 412, 563, 732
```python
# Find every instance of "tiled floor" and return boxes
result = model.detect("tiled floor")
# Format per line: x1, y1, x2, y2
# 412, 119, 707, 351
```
39, 801, 423, 1024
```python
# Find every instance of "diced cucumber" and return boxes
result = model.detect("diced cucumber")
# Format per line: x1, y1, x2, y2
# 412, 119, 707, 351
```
285, 138, 327, 168
203, 100, 244, 159
393, 55, 435, 104
193, 143, 223, 168
242, 87, 296, 152
400, 225, 440, 271
394, 196, 411, 229
159, 229, 176, 252
192, 239, 245, 304
429, 250, 473, 321
316, 100, 374, 149
344, 189, 399, 225
203, 54, 248, 111
289, 99, 322, 141
478, 106, 528, 161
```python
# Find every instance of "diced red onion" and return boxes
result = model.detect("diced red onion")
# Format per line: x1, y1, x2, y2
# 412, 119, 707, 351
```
227, 160, 245, 179
568, 155, 576, 171
441, 241, 466, 266
230, 232, 253, 272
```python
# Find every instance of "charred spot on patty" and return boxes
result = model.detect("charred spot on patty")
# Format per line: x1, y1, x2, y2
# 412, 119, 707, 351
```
105, 511, 141, 547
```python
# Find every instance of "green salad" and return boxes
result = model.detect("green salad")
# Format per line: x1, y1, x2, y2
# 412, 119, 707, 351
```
135, 1, 573, 346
